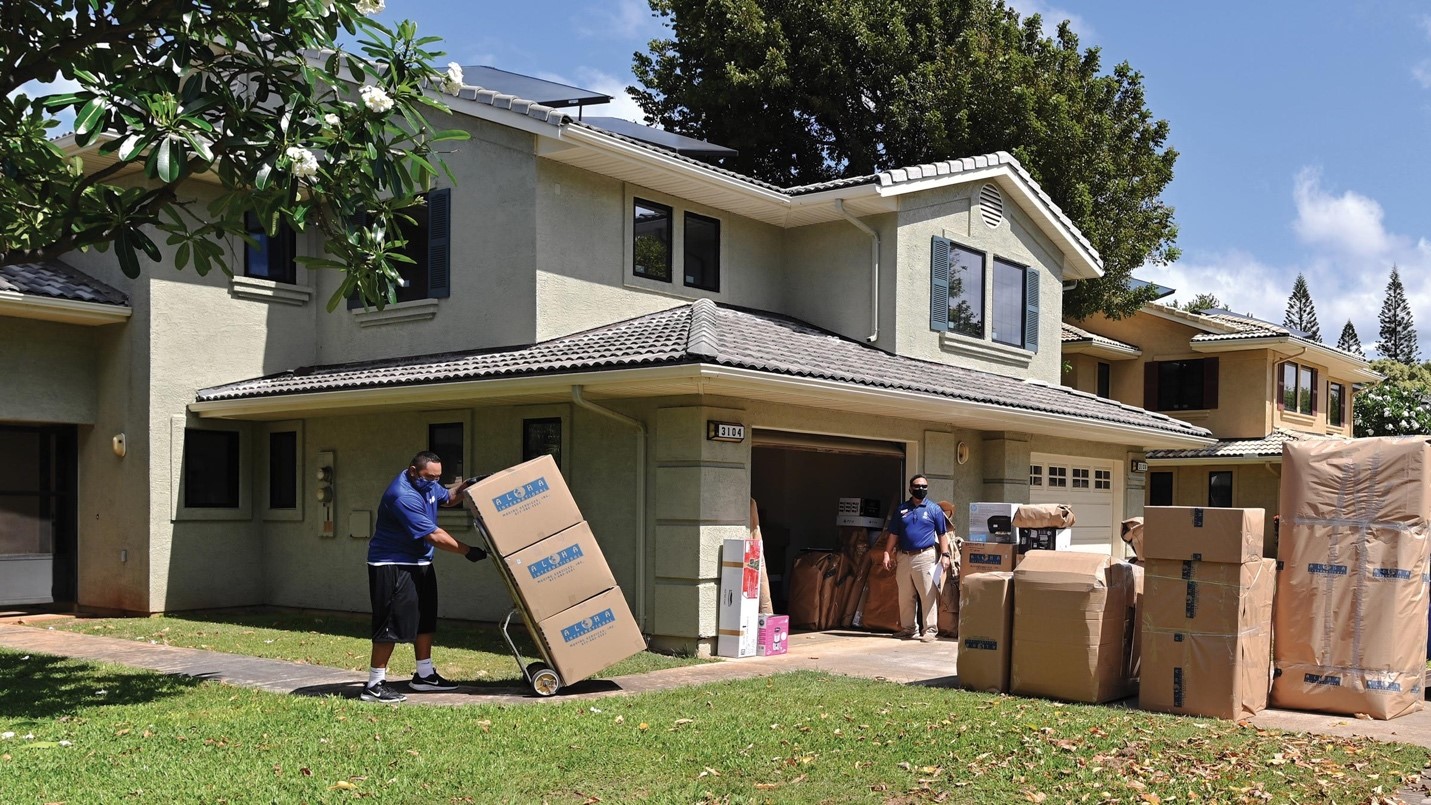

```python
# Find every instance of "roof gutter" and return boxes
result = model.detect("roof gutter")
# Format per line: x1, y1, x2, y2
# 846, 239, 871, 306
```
0, 292, 132, 326
571, 386, 647, 632
834, 199, 879, 342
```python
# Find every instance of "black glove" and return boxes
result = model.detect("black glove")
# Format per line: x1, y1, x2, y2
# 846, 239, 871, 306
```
464, 545, 488, 563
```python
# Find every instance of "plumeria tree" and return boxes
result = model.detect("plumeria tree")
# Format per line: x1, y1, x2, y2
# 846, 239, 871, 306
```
1, 0, 470, 308
1353, 359, 1431, 436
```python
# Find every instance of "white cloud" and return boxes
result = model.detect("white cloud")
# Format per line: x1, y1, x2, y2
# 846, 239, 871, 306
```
1420, 14, 1431, 40
574, 0, 666, 40
1414, 59, 1431, 89
537, 68, 646, 123
1007, 0, 1095, 41
1291, 166, 1400, 257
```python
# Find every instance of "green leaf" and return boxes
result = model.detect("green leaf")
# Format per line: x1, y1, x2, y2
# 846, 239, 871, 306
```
430, 129, 472, 142
175, 242, 191, 269
73, 97, 109, 136
115, 236, 141, 279
254, 162, 273, 191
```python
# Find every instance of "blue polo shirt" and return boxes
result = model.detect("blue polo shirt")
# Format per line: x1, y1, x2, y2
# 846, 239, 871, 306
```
367, 471, 450, 565
887, 498, 948, 552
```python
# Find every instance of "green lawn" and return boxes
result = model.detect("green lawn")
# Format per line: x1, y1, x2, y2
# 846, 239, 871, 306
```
47, 609, 708, 682
1, 650, 1424, 803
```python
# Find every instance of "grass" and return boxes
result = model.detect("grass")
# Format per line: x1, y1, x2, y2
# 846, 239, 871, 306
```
46, 609, 708, 683
0, 650, 1425, 803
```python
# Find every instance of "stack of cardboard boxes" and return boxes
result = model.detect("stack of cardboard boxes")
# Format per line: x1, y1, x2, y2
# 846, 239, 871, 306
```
718, 538, 764, 658
463, 456, 646, 685
1271, 437, 1431, 720
960, 502, 1073, 579
1138, 507, 1274, 720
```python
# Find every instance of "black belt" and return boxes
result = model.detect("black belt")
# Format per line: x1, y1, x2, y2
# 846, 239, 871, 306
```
897, 546, 934, 554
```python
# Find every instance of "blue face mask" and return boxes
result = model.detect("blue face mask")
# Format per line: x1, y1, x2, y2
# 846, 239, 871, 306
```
411, 474, 439, 493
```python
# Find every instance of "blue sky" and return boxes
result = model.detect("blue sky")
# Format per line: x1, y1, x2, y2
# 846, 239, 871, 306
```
374, 0, 1431, 354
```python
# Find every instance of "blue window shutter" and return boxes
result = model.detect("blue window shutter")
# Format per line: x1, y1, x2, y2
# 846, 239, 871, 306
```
929, 237, 950, 332
1023, 267, 1039, 352
427, 188, 451, 298
347, 210, 369, 310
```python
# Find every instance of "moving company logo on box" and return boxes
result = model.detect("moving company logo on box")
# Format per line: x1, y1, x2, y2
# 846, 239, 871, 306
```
528, 544, 584, 580
561, 608, 615, 643
1367, 678, 1403, 692
1372, 567, 1414, 580
1304, 672, 1342, 687
1307, 563, 1348, 576
963, 639, 998, 651
970, 553, 1003, 566
492, 477, 551, 512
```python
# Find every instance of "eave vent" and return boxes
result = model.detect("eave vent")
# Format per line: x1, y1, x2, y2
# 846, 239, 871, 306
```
978, 183, 1005, 229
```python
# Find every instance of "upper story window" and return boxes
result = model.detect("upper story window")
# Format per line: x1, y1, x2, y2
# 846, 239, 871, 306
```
244, 212, 297, 284
348, 188, 451, 308
1097, 362, 1111, 398
683, 212, 721, 291
633, 199, 673, 282
929, 237, 1039, 353
1278, 361, 1317, 415
1328, 382, 1346, 427
1144, 357, 1219, 412
631, 200, 722, 293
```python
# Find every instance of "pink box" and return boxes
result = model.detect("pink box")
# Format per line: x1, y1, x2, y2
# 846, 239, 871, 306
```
757, 614, 789, 657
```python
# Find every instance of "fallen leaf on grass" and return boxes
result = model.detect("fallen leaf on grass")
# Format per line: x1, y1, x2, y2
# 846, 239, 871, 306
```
1022, 791, 1046, 803
477, 720, 491, 733
697, 767, 721, 778
638, 723, 650, 731
328, 781, 357, 790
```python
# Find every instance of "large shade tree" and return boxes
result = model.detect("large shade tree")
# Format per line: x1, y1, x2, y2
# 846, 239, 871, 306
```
631, 0, 1179, 319
1, 0, 470, 309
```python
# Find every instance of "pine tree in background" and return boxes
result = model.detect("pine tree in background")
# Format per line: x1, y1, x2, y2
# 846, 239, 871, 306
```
1378, 266, 1420, 364
1283, 273, 1322, 341
1337, 320, 1365, 357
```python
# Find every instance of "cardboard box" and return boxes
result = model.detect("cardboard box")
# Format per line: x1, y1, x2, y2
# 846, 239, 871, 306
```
1017, 526, 1071, 553
502, 521, 618, 623
969, 502, 1019, 543
1139, 627, 1272, 720
1010, 550, 1138, 704
960, 542, 1018, 578
1142, 558, 1277, 634
1142, 506, 1264, 564
1271, 435, 1431, 720
462, 455, 583, 556
718, 538, 763, 658
534, 587, 645, 684
958, 571, 1014, 693
837, 498, 883, 528
758, 614, 789, 656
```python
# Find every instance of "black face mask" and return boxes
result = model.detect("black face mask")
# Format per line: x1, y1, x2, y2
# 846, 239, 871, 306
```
911, 488, 928, 500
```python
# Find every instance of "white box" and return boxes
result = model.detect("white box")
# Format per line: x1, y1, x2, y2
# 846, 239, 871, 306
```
969, 502, 1020, 544
835, 514, 886, 529
717, 538, 762, 658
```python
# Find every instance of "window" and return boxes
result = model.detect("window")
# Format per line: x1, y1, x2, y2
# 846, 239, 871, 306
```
244, 212, 297, 283
1097, 362, 1111, 399
1328, 382, 1346, 427
633, 199, 673, 282
683, 212, 720, 291
348, 188, 451, 308
1208, 471, 1233, 507
1047, 465, 1068, 488
1279, 361, 1317, 415
1149, 471, 1173, 506
1072, 467, 1091, 489
523, 418, 562, 467
268, 430, 297, 510
1144, 358, 1219, 411
183, 429, 240, 508
929, 238, 1039, 352
1094, 469, 1112, 490
427, 422, 464, 485
1029, 464, 1043, 487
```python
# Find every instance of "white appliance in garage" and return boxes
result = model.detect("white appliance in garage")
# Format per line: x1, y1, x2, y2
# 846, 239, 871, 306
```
1027, 452, 1122, 556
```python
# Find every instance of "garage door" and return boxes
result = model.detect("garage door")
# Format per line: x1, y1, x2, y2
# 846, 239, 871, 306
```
1028, 453, 1121, 555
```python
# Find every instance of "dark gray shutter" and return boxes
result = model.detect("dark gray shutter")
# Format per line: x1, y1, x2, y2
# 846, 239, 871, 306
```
427, 188, 451, 298
929, 237, 950, 332
1023, 267, 1039, 352
346, 209, 370, 310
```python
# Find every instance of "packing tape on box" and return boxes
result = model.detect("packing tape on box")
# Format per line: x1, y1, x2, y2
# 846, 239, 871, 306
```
1146, 560, 1271, 619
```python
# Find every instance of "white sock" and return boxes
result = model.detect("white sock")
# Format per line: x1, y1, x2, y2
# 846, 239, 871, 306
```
416, 659, 435, 677
368, 667, 385, 687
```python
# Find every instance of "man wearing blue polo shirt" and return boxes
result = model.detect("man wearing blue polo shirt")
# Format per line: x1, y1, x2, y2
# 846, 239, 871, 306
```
880, 474, 952, 642
363, 451, 487, 703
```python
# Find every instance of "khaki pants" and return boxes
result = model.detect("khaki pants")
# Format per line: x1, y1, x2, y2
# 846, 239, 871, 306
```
895, 547, 939, 637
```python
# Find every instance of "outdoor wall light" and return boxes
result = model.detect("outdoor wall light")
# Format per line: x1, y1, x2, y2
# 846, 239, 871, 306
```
956, 441, 969, 465
112, 433, 126, 458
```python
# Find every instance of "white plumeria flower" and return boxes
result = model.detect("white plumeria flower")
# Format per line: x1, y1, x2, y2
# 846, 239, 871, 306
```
1, 732, 14, 739
323, 113, 341, 129
360, 85, 393, 114
356, 0, 385, 14
284, 146, 320, 179
58, 740, 72, 747
441, 62, 464, 95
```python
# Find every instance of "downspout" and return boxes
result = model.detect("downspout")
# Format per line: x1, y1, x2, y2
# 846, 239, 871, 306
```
835, 199, 879, 342
572, 386, 647, 631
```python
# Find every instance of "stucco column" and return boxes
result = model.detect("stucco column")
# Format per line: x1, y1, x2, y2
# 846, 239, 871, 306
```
980, 431, 1031, 503
648, 405, 750, 655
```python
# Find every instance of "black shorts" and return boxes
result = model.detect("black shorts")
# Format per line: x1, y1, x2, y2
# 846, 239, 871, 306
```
368, 563, 439, 643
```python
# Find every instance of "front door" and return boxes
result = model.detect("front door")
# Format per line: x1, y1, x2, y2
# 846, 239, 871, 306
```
0, 425, 77, 606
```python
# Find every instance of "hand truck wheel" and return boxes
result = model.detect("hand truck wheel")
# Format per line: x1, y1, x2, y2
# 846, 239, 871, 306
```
527, 662, 561, 696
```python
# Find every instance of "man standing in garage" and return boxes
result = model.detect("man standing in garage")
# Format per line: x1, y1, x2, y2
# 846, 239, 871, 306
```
880, 474, 952, 642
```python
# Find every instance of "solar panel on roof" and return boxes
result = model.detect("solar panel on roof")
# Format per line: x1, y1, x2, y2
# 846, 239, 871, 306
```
461, 65, 610, 108
582, 116, 738, 158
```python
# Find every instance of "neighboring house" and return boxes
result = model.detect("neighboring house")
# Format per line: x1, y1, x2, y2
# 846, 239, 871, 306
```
1063, 304, 1379, 554
2, 69, 1212, 653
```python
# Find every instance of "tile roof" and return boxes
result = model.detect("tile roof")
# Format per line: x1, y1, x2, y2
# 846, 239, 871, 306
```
196, 300, 1209, 440
1061, 321, 1138, 351
1148, 304, 1365, 361
1146, 428, 1347, 460
0, 261, 129, 306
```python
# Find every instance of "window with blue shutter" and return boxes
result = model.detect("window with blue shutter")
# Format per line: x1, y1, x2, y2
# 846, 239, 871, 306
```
929, 237, 950, 332
1023, 265, 1039, 352
991, 257, 1027, 348
347, 190, 452, 308
426, 188, 451, 298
